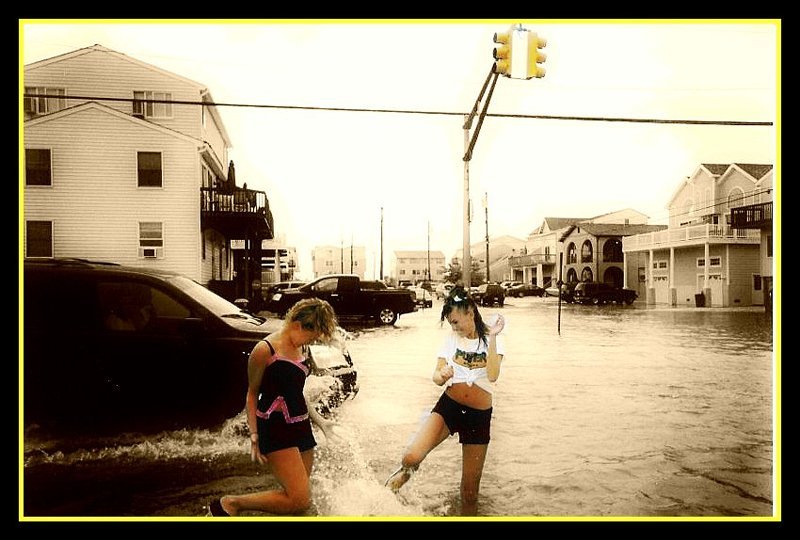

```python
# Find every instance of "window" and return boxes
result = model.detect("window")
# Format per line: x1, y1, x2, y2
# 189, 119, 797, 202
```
138, 152, 162, 187
132, 91, 173, 118
567, 243, 577, 264
26, 221, 53, 257
697, 259, 705, 267
580, 267, 594, 282
581, 240, 593, 263
753, 275, 762, 291
25, 148, 52, 186
767, 235, 772, 257
24, 87, 66, 115
728, 187, 745, 209
709, 257, 721, 267
139, 222, 163, 249
602, 239, 623, 262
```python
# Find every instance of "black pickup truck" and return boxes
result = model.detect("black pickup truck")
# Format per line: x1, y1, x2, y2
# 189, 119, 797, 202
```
264, 274, 417, 325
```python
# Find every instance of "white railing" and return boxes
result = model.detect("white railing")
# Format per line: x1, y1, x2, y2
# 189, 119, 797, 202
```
623, 224, 760, 251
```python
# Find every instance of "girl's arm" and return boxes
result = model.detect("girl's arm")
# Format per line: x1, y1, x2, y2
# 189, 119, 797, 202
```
432, 357, 453, 386
485, 314, 505, 382
246, 340, 271, 463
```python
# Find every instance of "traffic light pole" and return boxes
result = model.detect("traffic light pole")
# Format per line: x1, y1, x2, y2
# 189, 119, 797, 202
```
462, 64, 500, 289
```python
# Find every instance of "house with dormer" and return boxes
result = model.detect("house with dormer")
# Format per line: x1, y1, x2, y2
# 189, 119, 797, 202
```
622, 163, 771, 307
23, 45, 273, 306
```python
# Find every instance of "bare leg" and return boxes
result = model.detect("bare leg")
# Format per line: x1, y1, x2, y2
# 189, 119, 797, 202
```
459, 443, 488, 516
221, 447, 315, 515
386, 412, 450, 491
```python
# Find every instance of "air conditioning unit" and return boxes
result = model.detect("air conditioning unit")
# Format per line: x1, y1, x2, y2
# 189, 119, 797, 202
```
140, 247, 162, 259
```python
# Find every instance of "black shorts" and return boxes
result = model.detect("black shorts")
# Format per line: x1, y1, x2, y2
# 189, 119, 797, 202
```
432, 392, 492, 445
256, 415, 317, 455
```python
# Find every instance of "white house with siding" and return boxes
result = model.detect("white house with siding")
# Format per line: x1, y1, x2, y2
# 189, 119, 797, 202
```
622, 163, 771, 307
23, 45, 272, 300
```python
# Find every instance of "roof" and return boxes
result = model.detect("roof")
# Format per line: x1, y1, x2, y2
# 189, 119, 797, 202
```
25, 44, 232, 147
559, 223, 668, 242
669, 163, 774, 206
530, 217, 588, 235
394, 250, 446, 258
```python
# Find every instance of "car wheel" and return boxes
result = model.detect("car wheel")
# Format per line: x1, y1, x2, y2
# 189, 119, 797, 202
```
516, 292, 523, 298
377, 307, 398, 325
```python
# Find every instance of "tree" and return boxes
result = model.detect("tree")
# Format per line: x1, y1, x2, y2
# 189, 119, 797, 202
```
444, 261, 484, 287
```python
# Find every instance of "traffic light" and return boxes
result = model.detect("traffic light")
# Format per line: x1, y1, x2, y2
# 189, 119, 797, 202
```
493, 29, 513, 77
526, 32, 547, 79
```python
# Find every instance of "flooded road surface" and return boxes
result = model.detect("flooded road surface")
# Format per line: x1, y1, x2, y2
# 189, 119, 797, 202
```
22, 297, 775, 519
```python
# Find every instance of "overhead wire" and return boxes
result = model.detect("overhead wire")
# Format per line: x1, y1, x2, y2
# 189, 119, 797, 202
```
22, 93, 774, 127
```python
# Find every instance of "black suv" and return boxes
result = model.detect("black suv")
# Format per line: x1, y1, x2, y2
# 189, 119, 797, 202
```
572, 282, 638, 305
23, 258, 358, 434
472, 283, 505, 307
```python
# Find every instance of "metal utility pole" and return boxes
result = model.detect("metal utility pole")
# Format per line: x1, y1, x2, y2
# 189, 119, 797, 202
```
427, 221, 431, 283
462, 64, 500, 289
380, 207, 384, 281
483, 192, 490, 283
350, 234, 354, 274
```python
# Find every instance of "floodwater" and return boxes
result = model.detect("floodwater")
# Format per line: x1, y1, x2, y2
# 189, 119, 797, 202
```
22, 297, 776, 520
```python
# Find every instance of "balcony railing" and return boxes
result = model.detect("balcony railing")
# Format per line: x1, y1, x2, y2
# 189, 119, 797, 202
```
730, 202, 772, 229
201, 187, 269, 215
508, 253, 557, 267
201, 187, 273, 238
623, 223, 760, 252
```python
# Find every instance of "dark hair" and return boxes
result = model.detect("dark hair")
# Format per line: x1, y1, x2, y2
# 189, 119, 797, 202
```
440, 285, 488, 347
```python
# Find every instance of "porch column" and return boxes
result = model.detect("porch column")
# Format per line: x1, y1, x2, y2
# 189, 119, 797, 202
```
647, 249, 655, 305
669, 247, 677, 306
703, 242, 711, 304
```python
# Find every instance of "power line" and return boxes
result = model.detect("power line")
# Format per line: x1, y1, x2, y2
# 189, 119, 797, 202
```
23, 93, 774, 127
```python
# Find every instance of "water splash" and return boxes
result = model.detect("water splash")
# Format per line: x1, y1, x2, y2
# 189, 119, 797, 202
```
310, 423, 428, 517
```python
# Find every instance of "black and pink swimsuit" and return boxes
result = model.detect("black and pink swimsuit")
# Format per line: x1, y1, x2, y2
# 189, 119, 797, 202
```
255, 341, 317, 454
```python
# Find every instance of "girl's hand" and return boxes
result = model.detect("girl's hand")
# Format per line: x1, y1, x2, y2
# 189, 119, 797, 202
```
486, 314, 505, 336
439, 364, 454, 382
250, 441, 269, 465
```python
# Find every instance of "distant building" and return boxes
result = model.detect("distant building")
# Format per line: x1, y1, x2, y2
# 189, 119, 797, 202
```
312, 245, 366, 279
509, 210, 658, 290
452, 236, 527, 284
623, 164, 771, 307
393, 250, 446, 284
255, 236, 298, 284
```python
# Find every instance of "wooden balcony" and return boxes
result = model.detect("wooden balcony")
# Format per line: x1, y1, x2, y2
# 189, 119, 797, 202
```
509, 253, 557, 268
730, 202, 772, 230
200, 187, 274, 239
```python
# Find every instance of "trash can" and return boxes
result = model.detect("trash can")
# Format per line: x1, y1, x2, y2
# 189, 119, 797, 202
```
694, 292, 705, 307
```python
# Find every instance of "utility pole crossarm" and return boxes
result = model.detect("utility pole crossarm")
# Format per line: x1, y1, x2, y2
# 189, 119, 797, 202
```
463, 64, 500, 162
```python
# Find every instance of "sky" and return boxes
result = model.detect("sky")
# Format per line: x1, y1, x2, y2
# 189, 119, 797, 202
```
20, 20, 779, 280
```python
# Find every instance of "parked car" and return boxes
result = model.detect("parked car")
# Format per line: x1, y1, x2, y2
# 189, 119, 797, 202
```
434, 282, 454, 299
507, 283, 545, 298
23, 258, 358, 435
263, 280, 306, 298
501, 280, 523, 292
572, 282, 638, 305
406, 285, 433, 308
544, 281, 577, 302
265, 274, 416, 326
471, 283, 505, 307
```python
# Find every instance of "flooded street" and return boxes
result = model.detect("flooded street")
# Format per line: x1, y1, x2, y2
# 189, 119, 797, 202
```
22, 297, 775, 519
